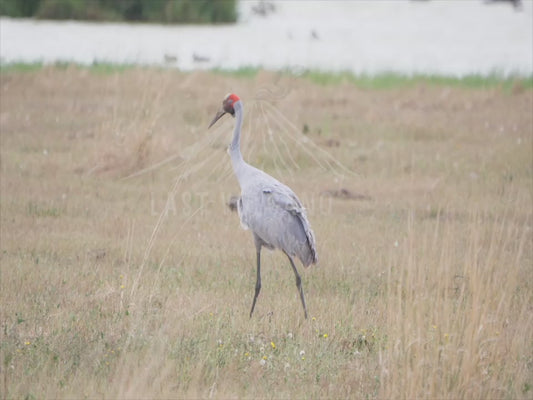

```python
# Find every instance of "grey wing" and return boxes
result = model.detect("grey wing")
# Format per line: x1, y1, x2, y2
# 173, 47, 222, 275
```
262, 184, 318, 267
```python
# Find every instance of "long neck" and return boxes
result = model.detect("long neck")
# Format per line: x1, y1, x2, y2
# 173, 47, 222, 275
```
229, 101, 247, 180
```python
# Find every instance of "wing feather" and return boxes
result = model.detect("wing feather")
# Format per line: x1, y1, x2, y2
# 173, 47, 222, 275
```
262, 183, 318, 267
238, 168, 318, 267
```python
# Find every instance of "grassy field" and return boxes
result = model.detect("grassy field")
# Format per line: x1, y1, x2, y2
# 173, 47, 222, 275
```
1, 65, 532, 398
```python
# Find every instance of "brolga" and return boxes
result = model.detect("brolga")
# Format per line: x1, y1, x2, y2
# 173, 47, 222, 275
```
208, 93, 318, 319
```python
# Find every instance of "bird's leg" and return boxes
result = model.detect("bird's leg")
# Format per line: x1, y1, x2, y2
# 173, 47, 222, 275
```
285, 252, 308, 319
249, 247, 262, 318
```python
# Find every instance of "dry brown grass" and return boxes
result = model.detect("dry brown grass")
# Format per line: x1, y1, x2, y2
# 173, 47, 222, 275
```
1, 66, 532, 399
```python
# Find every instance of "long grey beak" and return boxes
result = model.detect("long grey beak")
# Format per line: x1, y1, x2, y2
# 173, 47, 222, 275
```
208, 109, 226, 129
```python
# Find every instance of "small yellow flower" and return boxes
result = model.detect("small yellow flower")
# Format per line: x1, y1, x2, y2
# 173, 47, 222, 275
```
262, 355, 268, 360
312, 317, 316, 321
323, 333, 328, 339
432, 325, 437, 330
25, 341, 31, 346
244, 352, 250, 357
120, 285, 125, 289
270, 341, 276, 349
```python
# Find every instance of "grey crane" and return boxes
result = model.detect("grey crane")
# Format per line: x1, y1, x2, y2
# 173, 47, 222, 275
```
208, 93, 318, 319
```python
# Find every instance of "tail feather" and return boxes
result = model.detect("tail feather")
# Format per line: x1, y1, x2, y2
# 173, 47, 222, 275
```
296, 211, 318, 267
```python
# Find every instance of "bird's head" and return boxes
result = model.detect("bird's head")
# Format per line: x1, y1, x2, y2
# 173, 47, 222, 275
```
208, 93, 241, 129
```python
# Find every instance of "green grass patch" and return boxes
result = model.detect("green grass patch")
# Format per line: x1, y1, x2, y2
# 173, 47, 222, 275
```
88, 60, 138, 75
1, 62, 531, 90
0, 61, 139, 75
210, 66, 261, 79
301, 70, 533, 90
27, 201, 62, 218
0, 61, 45, 73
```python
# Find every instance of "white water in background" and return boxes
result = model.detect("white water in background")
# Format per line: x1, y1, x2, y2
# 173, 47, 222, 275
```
0, 0, 532, 76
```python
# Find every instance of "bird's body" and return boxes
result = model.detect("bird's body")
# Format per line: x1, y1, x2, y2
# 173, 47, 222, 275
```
235, 164, 317, 267
209, 93, 317, 318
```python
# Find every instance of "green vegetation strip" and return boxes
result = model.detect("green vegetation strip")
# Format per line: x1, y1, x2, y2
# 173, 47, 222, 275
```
0, 0, 237, 23
2, 62, 531, 90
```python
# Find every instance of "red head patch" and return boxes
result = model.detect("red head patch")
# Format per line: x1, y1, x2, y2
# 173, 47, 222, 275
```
224, 93, 240, 104
222, 93, 240, 115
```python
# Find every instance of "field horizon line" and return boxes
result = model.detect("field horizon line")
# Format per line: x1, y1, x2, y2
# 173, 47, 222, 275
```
1, 60, 532, 89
